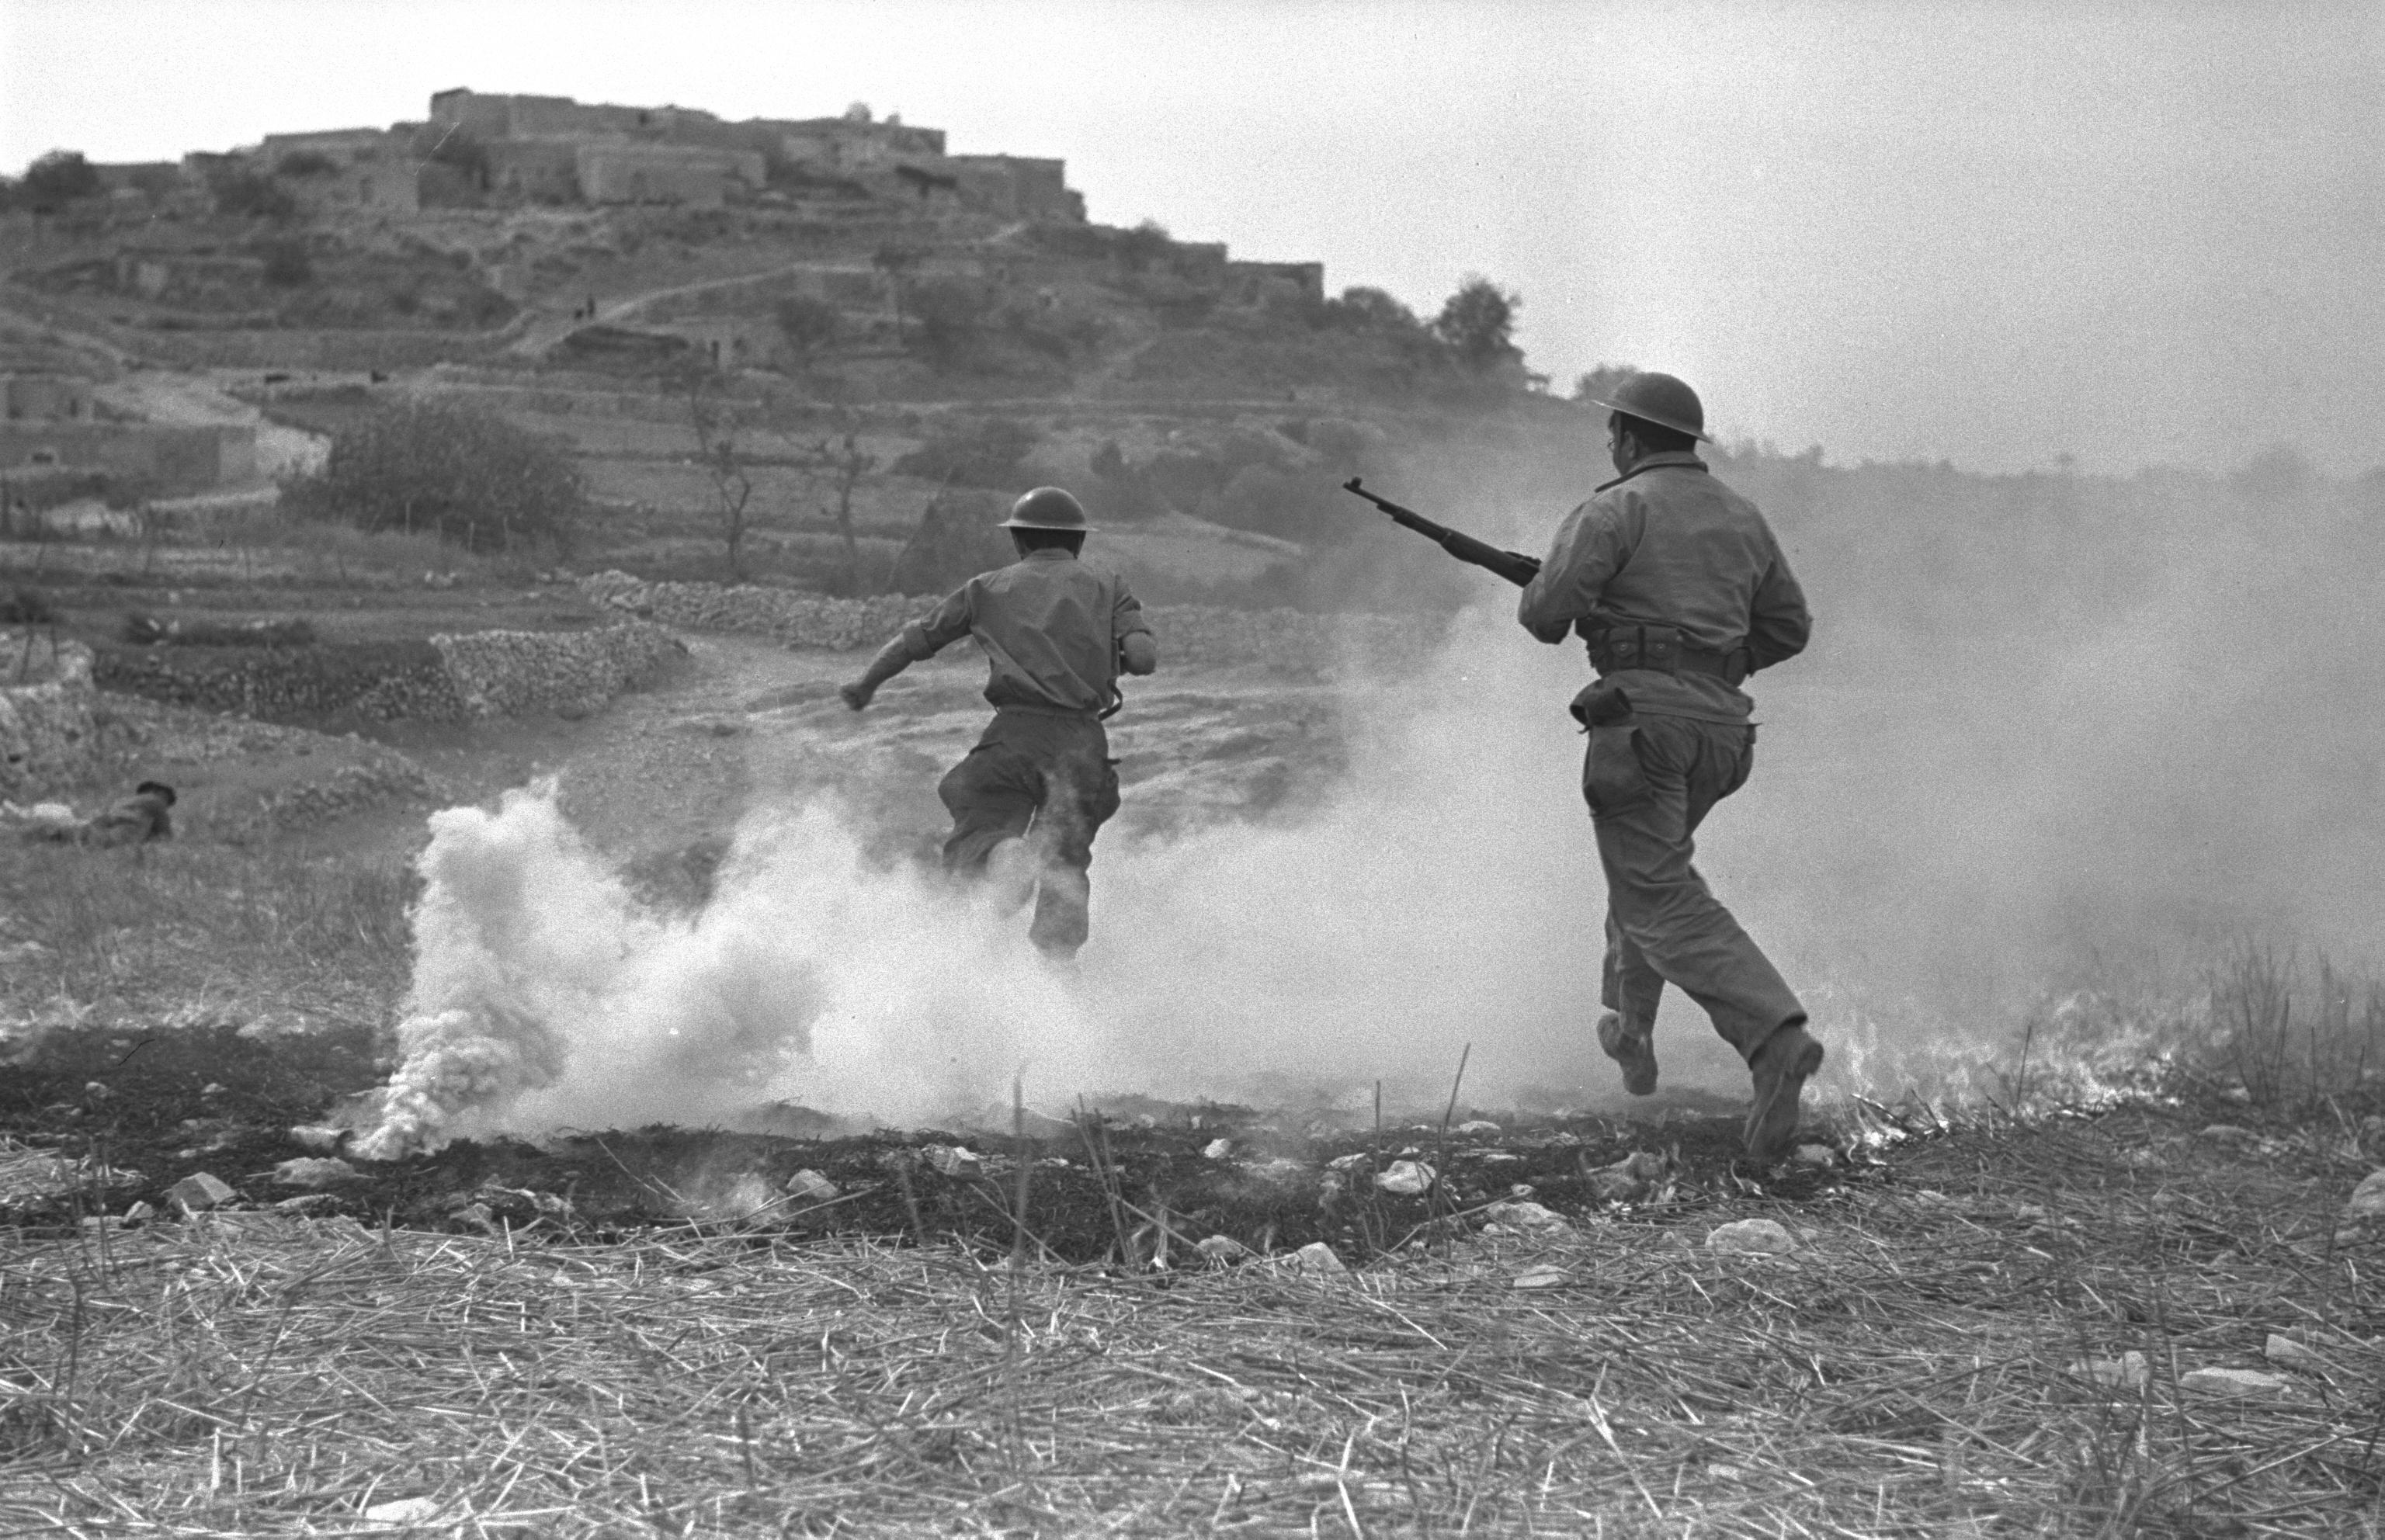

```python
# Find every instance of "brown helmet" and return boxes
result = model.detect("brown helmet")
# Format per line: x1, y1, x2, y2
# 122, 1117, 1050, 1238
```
1000, 486, 1092, 531
1590, 371, 1710, 443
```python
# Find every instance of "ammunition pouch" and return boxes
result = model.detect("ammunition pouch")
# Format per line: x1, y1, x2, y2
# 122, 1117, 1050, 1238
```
1569, 678, 1634, 729
1581, 624, 1750, 687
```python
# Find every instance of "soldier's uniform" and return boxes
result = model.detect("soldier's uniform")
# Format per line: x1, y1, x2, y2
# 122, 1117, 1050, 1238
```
893, 549, 1151, 954
1519, 448, 1811, 1066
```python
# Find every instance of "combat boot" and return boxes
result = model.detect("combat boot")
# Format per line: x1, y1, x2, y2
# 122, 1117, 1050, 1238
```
1744, 1021, 1824, 1162
1596, 1011, 1659, 1096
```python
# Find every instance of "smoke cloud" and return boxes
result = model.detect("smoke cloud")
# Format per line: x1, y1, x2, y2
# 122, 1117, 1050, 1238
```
357, 448, 2385, 1157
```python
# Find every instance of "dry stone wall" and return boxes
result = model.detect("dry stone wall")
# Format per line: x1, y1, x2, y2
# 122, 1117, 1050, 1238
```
0, 634, 100, 799
91, 622, 682, 731
581, 571, 915, 651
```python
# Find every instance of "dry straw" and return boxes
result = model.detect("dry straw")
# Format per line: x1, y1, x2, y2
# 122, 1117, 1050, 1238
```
3, 1102, 2380, 1537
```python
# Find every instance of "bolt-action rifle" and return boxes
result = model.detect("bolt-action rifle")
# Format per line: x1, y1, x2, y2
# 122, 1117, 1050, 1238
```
1340, 478, 1541, 588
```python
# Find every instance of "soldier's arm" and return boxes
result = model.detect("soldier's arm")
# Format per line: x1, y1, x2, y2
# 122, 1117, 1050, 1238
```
1516, 501, 1622, 644
842, 586, 971, 709
1744, 547, 1812, 673
1113, 577, 1157, 676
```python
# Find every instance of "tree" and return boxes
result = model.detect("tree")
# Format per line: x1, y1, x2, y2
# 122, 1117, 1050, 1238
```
804, 421, 880, 594
1572, 363, 1638, 407
20, 151, 100, 213
1118, 219, 1174, 275
1328, 286, 1422, 331
773, 296, 838, 368
1432, 276, 1522, 373
281, 401, 586, 553
676, 368, 760, 581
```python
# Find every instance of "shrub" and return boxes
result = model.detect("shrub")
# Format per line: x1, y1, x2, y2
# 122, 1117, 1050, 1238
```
256, 238, 313, 286
19, 151, 100, 213
893, 418, 1040, 488
276, 150, 338, 179
210, 167, 296, 219
281, 401, 587, 553
773, 295, 838, 362
1432, 276, 1522, 373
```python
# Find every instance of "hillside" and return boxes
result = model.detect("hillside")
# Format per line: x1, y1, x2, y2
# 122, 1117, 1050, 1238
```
0, 88, 1564, 605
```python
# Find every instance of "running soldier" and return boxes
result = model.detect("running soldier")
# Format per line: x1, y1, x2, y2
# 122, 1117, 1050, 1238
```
842, 487, 1156, 956
1516, 373, 1821, 1160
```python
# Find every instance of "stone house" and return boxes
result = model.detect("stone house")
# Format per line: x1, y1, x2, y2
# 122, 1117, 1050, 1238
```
577, 144, 763, 207
948, 155, 1082, 221
2, 374, 93, 422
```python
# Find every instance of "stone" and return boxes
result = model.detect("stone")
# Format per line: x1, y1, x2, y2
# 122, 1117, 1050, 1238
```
289, 1125, 345, 1153
1482, 1200, 1571, 1232
1793, 1143, 1835, 1166
2361, 1115, 2385, 1143
784, 1169, 838, 1203
922, 1145, 981, 1178
276, 1193, 341, 1215
363, 1497, 447, 1524
1588, 1150, 1666, 1202
1195, 1235, 1252, 1264
169, 1172, 234, 1212
1287, 1240, 1346, 1275
271, 1157, 359, 1188
1327, 1153, 1369, 1171
2068, 1352, 2150, 1391
1203, 1138, 1234, 1160
1511, 1266, 1569, 1289
1376, 1159, 1436, 1195
2264, 1333, 2323, 1369
2180, 1367, 2290, 1398
1455, 1120, 1502, 1136
123, 1201, 155, 1223
1706, 1218, 1799, 1254
2199, 1123, 2257, 1143
2344, 1169, 2385, 1223
200, 1083, 226, 1097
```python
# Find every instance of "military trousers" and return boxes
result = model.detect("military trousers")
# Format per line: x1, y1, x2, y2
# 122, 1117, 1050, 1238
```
937, 708, 1121, 956
1582, 712, 1805, 1062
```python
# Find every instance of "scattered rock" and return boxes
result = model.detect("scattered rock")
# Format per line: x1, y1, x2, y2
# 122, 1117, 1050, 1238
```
2068, 1352, 2151, 1391
2264, 1334, 2324, 1369
1195, 1235, 1252, 1265
123, 1201, 155, 1223
271, 1157, 359, 1188
922, 1145, 982, 1178
1287, 1240, 1347, 1275
363, 1496, 449, 1524
169, 1172, 234, 1212
784, 1169, 839, 1203
2199, 1123, 2257, 1143
1375, 1159, 1436, 1195
1326, 1152, 1369, 1171
1481, 1200, 1571, 1233
2223, 1085, 2251, 1103
1792, 1143, 1835, 1167
2180, 1367, 2290, 1398
1203, 1138, 1234, 1160
200, 1083, 226, 1098
1455, 1120, 1502, 1136
453, 1202, 499, 1235
2343, 1170, 2385, 1224
1511, 1266, 1569, 1289
276, 1193, 341, 1216
289, 1125, 345, 1153
1706, 1218, 1799, 1255
2361, 1115, 2385, 1143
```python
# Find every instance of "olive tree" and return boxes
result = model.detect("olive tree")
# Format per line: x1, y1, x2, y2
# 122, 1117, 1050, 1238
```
283, 401, 587, 553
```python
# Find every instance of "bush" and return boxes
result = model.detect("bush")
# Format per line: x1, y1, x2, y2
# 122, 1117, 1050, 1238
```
256, 237, 313, 286
773, 295, 838, 362
276, 150, 338, 179
281, 401, 588, 554
893, 418, 1040, 488
210, 167, 296, 219
19, 151, 100, 213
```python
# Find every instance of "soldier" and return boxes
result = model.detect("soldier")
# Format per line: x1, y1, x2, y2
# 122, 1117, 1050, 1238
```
1516, 373, 1821, 1160
21, 780, 176, 845
842, 487, 1156, 956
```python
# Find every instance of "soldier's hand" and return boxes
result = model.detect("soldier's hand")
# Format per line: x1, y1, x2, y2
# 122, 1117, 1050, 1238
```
838, 682, 872, 711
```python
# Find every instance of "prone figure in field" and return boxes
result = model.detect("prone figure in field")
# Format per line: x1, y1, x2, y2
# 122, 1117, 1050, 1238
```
19, 780, 177, 845
1515, 372, 1822, 1161
842, 488, 1158, 957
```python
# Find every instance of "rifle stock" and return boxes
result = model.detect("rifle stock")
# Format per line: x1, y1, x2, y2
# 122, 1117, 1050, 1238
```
1341, 477, 1541, 588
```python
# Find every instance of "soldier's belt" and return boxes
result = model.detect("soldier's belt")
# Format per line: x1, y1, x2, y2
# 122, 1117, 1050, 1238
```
1583, 624, 1750, 685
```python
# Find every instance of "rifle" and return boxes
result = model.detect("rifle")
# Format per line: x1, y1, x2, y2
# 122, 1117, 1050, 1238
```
1341, 478, 1541, 588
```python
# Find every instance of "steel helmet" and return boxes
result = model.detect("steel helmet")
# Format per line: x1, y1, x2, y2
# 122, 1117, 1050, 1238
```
1000, 486, 1092, 531
1590, 371, 1710, 443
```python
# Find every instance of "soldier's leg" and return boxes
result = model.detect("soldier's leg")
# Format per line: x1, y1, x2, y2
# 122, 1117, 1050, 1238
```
937, 742, 1044, 879
1585, 716, 1804, 1060
1027, 751, 1120, 957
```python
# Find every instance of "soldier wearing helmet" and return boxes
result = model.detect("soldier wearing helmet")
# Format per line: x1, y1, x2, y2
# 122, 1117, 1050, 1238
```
842, 487, 1157, 956
1516, 372, 1821, 1160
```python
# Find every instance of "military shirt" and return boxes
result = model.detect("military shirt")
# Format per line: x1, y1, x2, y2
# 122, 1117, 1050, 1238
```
901, 549, 1152, 715
1517, 452, 1810, 723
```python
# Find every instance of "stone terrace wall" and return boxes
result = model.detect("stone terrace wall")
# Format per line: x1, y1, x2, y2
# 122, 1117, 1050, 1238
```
577, 571, 1443, 672
91, 622, 682, 727
0, 633, 100, 798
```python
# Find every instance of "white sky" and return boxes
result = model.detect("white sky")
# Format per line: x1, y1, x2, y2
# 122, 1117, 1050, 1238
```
4, 0, 2379, 475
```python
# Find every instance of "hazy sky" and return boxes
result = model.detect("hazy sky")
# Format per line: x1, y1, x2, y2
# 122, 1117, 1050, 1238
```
3, 0, 2378, 475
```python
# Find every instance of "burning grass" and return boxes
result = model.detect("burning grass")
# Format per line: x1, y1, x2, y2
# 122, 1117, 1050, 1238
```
3, 1101, 2382, 1538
